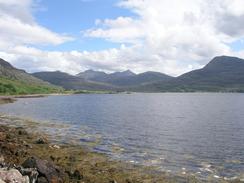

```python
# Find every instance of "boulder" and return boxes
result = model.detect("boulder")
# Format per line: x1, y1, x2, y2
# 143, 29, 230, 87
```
0, 168, 29, 183
22, 157, 64, 183
17, 167, 39, 183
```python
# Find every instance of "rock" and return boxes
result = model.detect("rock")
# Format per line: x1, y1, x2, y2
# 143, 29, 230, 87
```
49, 145, 60, 149
15, 149, 27, 157
0, 168, 29, 183
23, 141, 33, 149
50, 155, 55, 161
37, 176, 48, 183
72, 170, 83, 180
0, 132, 6, 141
0, 156, 4, 164
22, 157, 64, 183
35, 137, 48, 144
17, 167, 39, 183
52, 145, 60, 149
109, 180, 118, 183
65, 169, 83, 181
125, 179, 132, 183
18, 130, 28, 136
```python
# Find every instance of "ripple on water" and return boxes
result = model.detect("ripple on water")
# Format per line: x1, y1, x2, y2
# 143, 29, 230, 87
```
1, 93, 244, 181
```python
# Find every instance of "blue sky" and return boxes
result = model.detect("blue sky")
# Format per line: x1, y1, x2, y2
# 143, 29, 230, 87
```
34, 0, 135, 51
228, 40, 244, 52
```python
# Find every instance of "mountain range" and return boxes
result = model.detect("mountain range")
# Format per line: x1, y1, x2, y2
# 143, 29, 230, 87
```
32, 71, 116, 91
76, 69, 173, 86
135, 56, 244, 92
1, 55, 244, 93
32, 68, 174, 91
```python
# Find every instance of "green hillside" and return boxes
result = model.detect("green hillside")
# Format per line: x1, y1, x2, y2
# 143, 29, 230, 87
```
0, 58, 63, 95
0, 77, 62, 95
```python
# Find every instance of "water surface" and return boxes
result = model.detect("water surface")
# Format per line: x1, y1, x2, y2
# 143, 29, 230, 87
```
0, 93, 244, 180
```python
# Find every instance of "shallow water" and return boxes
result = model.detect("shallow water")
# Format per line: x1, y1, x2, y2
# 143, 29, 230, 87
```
0, 93, 244, 180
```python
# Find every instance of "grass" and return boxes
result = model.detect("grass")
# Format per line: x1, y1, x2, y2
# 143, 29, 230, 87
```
0, 77, 63, 95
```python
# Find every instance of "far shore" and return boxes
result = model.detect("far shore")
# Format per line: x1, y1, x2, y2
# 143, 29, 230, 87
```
0, 93, 73, 104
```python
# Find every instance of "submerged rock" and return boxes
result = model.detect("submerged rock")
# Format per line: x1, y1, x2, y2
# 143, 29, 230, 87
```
22, 157, 65, 183
35, 137, 48, 144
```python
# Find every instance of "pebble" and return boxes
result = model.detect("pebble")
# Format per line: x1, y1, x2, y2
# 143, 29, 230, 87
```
0, 156, 4, 163
52, 145, 60, 149
214, 175, 220, 179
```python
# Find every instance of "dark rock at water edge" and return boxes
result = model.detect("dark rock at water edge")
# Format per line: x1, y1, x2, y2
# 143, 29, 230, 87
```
35, 137, 48, 144
22, 156, 65, 183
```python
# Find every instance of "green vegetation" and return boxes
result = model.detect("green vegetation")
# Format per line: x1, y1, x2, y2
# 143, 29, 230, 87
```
0, 77, 63, 95
0, 58, 64, 95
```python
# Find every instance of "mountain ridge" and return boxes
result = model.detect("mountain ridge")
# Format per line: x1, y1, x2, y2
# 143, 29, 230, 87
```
134, 55, 244, 92
76, 69, 172, 87
2, 55, 244, 93
32, 71, 117, 91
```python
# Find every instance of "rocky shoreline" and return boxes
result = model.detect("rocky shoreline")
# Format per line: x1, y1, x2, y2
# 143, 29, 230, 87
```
0, 97, 16, 105
0, 122, 180, 183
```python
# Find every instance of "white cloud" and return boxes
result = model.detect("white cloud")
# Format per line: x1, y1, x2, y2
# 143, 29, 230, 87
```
0, 0, 34, 23
1, 0, 244, 76
0, 0, 72, 49
85, 17, 144, 43
0, 15, 72, 47
82, 0, 244, 75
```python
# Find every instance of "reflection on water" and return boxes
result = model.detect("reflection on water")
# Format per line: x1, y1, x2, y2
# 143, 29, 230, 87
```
0, 93, 244, 180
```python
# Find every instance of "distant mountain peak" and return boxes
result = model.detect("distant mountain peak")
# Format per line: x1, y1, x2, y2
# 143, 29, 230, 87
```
83, 69, 95, 73
210, 55, 243, 63
76, 69, 107, 81
123, 69, 135, 75
205, 55, 244, 70
83, 69, 106, 74
111, 70, 136, 77
213, 55, 239, 60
